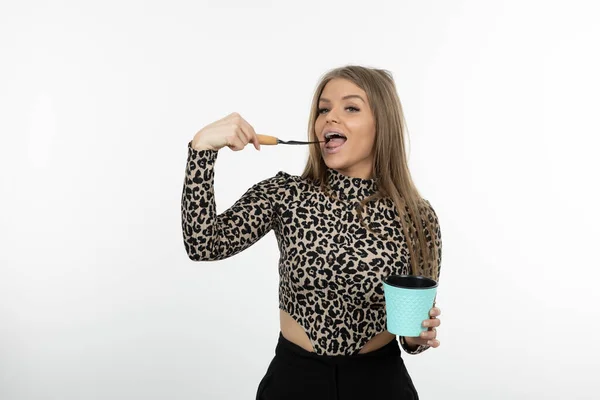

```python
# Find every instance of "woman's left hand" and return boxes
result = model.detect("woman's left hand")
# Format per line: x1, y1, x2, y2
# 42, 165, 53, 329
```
405, 306, 441, 348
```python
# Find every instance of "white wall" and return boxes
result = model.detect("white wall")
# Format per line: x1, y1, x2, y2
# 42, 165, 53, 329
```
1, 1, 599, 399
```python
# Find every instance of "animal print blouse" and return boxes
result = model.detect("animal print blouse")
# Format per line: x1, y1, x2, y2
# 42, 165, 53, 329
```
181, 142, 442, 356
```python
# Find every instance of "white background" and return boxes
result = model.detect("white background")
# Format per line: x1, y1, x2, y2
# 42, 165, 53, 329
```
1, 1, 599, 399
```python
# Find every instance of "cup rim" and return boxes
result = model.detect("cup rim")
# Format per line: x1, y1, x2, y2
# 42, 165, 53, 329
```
383, 274, 438, 289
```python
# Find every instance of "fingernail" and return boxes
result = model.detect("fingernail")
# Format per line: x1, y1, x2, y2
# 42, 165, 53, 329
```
427, 340, 433, 346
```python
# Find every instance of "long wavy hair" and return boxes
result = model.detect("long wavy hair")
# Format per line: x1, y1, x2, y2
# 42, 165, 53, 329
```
301, 65, 440, 281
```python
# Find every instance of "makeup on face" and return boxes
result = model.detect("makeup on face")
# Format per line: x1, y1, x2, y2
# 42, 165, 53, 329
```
313, 78, 377, 179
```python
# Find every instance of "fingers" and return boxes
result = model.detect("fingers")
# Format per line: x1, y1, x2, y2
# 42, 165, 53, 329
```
423, 318, 440, 329
420, 327, 438, 341
418, 306, 442, 347
227, 130, 245, 151
414, 337, 440, 348
237, 116, 261, 151
423, 306, 441, 329
409, 333, 440, 348
230, 126, 249, 151
226, 112, 260, 151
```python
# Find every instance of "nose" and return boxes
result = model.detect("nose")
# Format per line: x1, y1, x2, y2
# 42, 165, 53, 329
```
325, 108, 340, 124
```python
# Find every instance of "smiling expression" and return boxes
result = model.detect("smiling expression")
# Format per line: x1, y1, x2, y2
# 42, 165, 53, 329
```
315, 78, 376, 180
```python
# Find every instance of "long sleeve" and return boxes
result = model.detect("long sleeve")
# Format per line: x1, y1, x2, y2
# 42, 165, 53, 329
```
181, 142, 288, 261
400, 199, 442, 355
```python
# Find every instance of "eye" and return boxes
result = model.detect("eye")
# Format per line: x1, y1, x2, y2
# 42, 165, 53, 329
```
317, 106, 360, 114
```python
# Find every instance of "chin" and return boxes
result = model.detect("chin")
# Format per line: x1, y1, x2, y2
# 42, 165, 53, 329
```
322, 155, 347, 170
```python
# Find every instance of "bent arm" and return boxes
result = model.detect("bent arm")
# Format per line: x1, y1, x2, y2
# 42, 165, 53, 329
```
400, 199, 442, 355
181, 142, 286, 261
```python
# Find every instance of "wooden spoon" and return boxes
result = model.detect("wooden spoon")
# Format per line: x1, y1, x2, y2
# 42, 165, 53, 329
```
257, 134, 324, 145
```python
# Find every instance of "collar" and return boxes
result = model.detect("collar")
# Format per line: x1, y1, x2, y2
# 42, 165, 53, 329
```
325, 168, 378, 200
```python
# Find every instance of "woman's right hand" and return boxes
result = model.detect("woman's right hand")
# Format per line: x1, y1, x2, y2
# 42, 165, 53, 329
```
191, 112, 261, 152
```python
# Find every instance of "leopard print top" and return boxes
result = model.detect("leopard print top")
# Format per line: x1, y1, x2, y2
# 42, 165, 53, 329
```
181, 143, 442, 356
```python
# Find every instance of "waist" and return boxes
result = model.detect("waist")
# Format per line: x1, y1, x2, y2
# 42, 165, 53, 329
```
275, 331, 401, 365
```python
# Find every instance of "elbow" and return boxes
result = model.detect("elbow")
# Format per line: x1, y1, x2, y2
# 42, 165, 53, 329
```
185, 245, 213, 262
183, 232, 207, 261
184, 241, 205, 261
183, 232, 230, 261
184, 242, 223, 262
187, 251, 226, 262
187, 251, 202, 262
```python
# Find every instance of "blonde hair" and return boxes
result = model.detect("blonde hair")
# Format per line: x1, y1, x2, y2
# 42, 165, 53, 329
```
301, 65, 441, 281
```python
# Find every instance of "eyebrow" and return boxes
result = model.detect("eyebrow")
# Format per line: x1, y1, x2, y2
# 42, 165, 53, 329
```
319, 95, 366, 103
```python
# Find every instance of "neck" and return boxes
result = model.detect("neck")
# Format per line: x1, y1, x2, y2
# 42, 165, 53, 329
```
334, 167, 373, 180
333, 160, 373, 180
325, 167, 378, 200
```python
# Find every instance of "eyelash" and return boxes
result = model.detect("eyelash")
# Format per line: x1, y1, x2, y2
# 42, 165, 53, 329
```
317, 106, 360, 114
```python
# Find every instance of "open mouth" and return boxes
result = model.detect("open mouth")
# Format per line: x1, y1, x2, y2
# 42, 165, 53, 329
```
324, 132, 347, 149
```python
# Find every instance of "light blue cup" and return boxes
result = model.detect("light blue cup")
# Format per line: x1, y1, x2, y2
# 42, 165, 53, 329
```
383, 275, 438, 337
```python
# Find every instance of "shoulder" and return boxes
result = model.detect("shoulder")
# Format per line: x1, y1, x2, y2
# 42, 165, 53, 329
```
251, 171, 315, 199
250, 170, 294, 190
417, 198, 436, 214
418, 198, 441, 233
418, 198, 438, 219
258, 170, 311, 186
255, 170, 309, 189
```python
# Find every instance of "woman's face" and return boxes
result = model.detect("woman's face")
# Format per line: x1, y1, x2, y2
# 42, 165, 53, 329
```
315, 78, 376, 179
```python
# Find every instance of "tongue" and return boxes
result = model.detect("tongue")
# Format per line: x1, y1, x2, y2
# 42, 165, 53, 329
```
327, 138, 346, 148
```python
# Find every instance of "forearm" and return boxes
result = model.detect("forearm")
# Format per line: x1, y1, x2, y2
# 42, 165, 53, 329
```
399, 336, 430, 355
181, 141, 284, 261
181, 144, 222, 260
403, 336, 421, 350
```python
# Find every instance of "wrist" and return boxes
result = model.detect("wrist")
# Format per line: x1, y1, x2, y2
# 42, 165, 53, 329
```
191, 140, 216, 152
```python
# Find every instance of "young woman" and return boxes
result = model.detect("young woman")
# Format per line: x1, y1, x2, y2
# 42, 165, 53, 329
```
181, 65, 442, 399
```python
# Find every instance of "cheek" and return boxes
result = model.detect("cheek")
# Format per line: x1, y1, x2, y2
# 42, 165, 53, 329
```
355, 125, 376, 150
364, 123, 376, 149
360, 137, 376, 155
347, 135, 375, 159
314, 118, 324, 132
353, 118, 375, 138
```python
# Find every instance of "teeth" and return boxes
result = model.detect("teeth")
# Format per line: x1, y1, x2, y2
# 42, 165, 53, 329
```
324, 131, 347, 140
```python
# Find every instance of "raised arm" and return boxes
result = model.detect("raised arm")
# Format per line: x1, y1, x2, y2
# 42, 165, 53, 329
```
181, 112, 286, 261
181, 142, 288, 261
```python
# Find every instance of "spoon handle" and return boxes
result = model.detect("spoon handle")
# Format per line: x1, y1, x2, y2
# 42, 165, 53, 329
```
257, 134, 323, 145
257, 134, 279, 145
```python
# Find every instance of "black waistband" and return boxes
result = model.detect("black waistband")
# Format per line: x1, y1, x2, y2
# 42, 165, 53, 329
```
275, 332, 400, 365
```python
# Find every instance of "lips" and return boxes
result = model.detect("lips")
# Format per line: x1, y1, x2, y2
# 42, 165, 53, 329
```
322, 134, 346, 155
320, 128, 348, 155
323, 130, 347, 148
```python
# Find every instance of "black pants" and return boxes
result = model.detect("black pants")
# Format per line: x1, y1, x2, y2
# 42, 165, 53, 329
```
256, 332, 419, 400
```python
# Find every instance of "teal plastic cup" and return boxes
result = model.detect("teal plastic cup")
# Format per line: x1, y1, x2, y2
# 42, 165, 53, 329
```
383, 275, 438, 337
